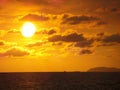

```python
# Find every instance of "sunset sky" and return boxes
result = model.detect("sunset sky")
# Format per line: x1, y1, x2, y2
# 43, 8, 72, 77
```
0, 0, 120, 72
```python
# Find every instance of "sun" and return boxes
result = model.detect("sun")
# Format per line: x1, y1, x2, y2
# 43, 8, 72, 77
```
21, 22, 36, 38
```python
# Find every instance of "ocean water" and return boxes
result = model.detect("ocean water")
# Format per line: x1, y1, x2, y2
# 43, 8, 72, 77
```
0, 72, 119, 90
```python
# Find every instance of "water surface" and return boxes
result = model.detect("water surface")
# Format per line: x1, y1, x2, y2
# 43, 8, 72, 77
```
0, 72, 120, 90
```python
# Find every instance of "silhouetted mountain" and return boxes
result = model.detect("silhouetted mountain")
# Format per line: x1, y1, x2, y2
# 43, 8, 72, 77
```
87, 67, 120, 72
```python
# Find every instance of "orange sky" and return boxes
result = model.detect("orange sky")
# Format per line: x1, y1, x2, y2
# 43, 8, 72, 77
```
0, 0, 120, 72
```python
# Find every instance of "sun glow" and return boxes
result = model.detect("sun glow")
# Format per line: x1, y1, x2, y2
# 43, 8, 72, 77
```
21, 22, 36, 38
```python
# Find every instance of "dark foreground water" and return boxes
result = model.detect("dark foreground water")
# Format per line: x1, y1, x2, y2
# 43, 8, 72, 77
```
0, 72, 120, 90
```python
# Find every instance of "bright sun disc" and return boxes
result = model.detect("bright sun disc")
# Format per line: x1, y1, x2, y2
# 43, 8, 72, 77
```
21, 22, 36, 38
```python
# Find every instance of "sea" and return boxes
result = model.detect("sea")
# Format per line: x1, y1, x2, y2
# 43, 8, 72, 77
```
0, 72, 119, 90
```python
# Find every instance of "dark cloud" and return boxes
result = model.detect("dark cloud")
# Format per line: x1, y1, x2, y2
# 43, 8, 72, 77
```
48, 33, 86, 42
49, 33, 96, 48
36, 30, 47, 35
107, 7, 120, 13
111, 8, 119, 12
96, 33, 120, 47
103, 33, 120, 43
17, 0, 64, 6
17, 0, 49, 5
7, 30, 19, 34
36, 29, 56, 35
96, 7, 120, 14
62, 14, 69, 19
48, 29, 56, 35
80, 49, 93, 55
97, 43, 116, 47
97, 32, 104, 36
95, 21, 107, 26
95, 32, 105, 42
20, 14, 49, 22
0, 47, 30, 57
61, 15, 99, 25
75, 39, 94, 48
48, 35, 62, 42
26, 42, 45, 47
0, 41, 5, 46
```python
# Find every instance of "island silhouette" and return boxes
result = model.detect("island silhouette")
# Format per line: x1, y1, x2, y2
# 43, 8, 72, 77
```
87, 67, 120, 72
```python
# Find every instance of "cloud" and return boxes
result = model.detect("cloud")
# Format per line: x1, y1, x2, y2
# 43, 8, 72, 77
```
36, 29, 56, 35
52, 42, 62, 46
48, 29, 56, 35
48, 33, 96, 48
80, 49, 93, 55
97, 32, 104, 36
0, 41, 5, 46
75, 39, 94, 48
96, 7, 120, 14
95, 33, 120, 47
7, 30, 19, 34
26, 42, 45, 47
110, 8, 120, 13
17, 0, 64, 6
0, 47, 30, 57
20, 14, 49, 22
61, 15, 99, 25
17, 0, 49, 5
98, 43, 116, 47
48, 33, 86, 42
103, 33, 120, 43
94, 21, 107, 26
